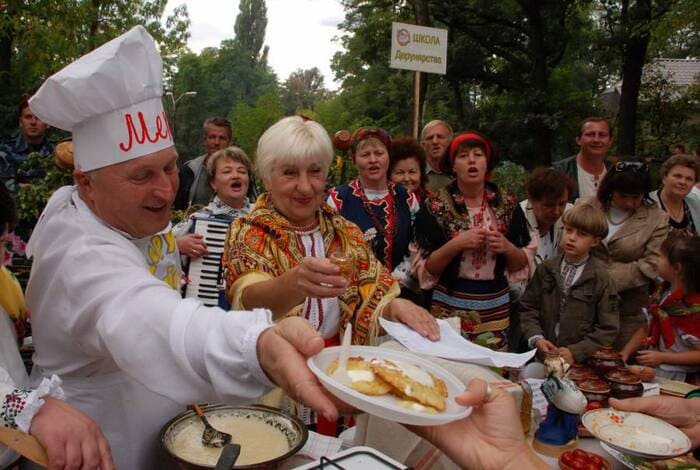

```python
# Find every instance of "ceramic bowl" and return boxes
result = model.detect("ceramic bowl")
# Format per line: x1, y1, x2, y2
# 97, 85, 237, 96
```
160, 404, 307, 469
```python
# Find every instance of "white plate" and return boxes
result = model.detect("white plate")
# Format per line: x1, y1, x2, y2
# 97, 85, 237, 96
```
308, 346, 471, 426
582, 409, 692, 459
601, 442, 699, 470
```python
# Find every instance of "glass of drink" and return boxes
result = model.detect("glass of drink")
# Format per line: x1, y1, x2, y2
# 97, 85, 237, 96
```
329, 250, 354, 282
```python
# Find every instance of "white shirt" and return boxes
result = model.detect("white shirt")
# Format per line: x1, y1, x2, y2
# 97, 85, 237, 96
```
25, 186, 275, 469
297, 228, 340, 340
605, 206, 629, 242
577, 164, 607, 199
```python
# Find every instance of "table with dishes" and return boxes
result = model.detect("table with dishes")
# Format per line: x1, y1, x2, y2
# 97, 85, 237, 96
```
155, 332, 700, 470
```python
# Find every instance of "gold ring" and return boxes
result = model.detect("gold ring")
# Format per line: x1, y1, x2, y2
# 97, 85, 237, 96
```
484, 383, 493, 403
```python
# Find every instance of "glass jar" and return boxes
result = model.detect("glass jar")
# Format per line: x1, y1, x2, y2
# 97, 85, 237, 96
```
519, 380, 533, 436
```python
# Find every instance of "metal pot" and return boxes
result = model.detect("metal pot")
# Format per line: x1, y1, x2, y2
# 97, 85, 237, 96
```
160, 404, 308, 469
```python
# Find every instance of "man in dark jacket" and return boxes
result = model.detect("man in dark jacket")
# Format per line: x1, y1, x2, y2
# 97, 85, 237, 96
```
553, 116, 613, 201
0, 97, 55, 192
174, 117, 232, 210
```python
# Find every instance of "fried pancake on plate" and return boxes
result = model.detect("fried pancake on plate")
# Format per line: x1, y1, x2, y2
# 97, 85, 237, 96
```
369, 359, 447, 411
326, 357, 393, 395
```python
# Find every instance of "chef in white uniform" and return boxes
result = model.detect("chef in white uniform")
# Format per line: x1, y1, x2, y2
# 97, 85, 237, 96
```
25, 26, 338, 469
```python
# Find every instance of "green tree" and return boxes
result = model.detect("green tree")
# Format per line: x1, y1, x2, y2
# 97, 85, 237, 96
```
331, 0, 603, 166
0, 0, 190, 137
233, 0, 269, 67
637, 64, 700, 158
281, 68, 329, 114
230, 91, 284, 160
596, 0, 679, 156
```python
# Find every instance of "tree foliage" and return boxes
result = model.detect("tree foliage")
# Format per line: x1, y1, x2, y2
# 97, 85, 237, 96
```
168, 0, 278, 161
230, 91, 284, 160
0, 0, 190, 137
234, 0, 269, 67
281, 68, 328, 114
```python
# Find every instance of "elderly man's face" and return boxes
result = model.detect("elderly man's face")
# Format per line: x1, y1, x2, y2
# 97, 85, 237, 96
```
19, 107, 48, 143
265, 159, 326, 227
204, 125, 231, 156
77, 147, 179, 239
421, 123, 451, 165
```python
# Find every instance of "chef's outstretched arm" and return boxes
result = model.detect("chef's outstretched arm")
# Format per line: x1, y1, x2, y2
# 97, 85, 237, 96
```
256, 317, 342, 422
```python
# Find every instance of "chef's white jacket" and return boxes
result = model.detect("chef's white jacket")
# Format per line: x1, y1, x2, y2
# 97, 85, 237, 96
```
25, 186, 275, 469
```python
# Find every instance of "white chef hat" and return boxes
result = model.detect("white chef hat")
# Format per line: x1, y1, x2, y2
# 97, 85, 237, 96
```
29, 25, 174, 172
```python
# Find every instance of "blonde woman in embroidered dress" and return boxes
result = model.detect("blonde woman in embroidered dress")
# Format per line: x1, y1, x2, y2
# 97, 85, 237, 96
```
174, 147, 253, 259
583, 160, 669, 349
222, 116, 439, 433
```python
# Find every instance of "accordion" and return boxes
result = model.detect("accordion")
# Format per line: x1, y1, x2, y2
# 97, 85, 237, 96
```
183, 216, 231, 307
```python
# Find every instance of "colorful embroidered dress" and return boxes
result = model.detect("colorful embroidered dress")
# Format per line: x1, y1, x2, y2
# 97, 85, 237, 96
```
414, 181, 525, 350
327, 180, 417, 271
223, 194, 399, 347
646, 284, 700, 381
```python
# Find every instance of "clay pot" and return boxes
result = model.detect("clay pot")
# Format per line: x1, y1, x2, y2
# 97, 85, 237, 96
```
627, 365, 655, 382
605, 368, 644, 399
576, 378, 611, 407
567, 364, 598, 385
333, 130, 352, 151
588, 347, 624, 376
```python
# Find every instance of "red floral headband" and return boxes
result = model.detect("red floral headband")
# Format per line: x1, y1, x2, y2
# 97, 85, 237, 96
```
351, 127, 392, 155
449, 132, 492, 166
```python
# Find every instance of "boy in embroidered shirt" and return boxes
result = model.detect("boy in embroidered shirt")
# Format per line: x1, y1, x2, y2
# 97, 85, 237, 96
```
520, 203, 620, 364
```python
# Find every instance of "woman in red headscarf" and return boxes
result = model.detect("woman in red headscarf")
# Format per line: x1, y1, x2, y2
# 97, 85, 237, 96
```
413, 131, 530, 350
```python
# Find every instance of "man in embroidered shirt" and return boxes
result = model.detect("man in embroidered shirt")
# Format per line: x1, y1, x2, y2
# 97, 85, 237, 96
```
174, 117, 232, 210
553, 117, 613, 201
421, 120, 454, 191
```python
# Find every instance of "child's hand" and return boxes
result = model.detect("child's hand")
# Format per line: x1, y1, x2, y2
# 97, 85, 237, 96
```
636, 350, 665, 367
558, 347, 575, 365
535, 338, 557, 354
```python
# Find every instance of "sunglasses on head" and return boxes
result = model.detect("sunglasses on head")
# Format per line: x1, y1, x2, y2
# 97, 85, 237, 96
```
614, 161, 648, 172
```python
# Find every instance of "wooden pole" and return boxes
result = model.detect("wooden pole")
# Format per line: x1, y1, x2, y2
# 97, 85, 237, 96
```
413, 71, 421, 138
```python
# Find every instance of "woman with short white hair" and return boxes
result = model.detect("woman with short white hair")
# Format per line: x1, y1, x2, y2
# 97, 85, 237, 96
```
222, 116, 438, 432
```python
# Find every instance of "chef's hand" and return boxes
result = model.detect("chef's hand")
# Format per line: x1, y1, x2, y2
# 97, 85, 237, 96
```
30, 397, 114, 470
383, 298, 440, 341
177, 233, 209, 258
257, 317, 351, 421
610, 396, 700, 447
406, 379, 547, 470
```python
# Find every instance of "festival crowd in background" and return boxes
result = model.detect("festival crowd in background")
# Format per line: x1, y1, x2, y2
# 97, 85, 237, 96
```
1, 25, 700, 470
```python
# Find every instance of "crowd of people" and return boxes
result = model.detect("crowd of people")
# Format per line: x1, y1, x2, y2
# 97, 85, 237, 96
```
0, 24, 700, 470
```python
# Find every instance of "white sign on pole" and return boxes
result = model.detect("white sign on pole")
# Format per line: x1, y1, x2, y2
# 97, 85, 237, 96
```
390, 22, 448, 75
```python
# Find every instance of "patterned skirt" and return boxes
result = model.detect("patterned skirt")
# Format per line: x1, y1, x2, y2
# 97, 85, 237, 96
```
430, 277, 511, 351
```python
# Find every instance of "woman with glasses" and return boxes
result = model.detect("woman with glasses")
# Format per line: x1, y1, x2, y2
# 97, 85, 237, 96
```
585, 160, 669, 349
412, 131, 530, 350
650, 154, 700, 237
327, 128, 419, 282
